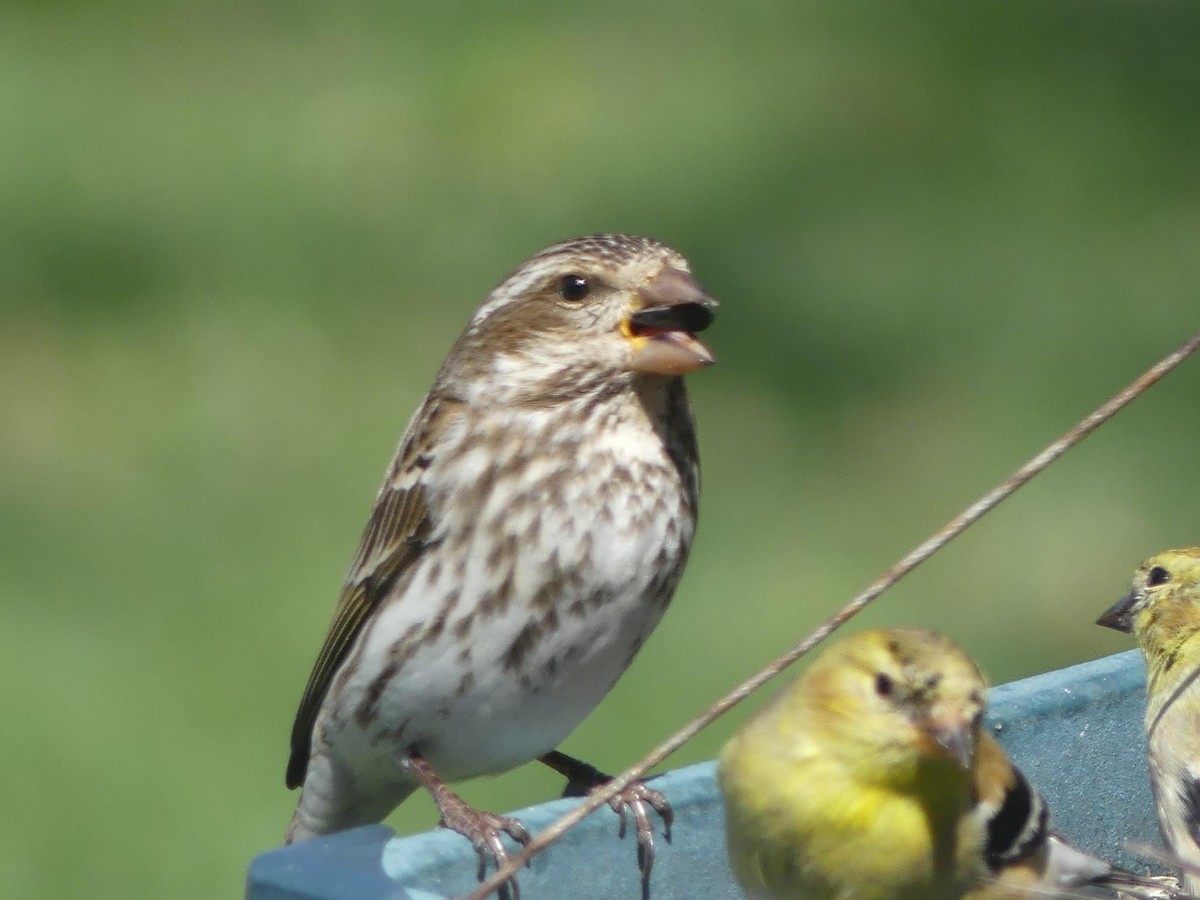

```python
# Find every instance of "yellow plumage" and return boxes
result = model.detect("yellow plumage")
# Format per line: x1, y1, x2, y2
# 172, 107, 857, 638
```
719, 629, 982, 899
719, 627, 1177, 900
1099, 547, 1200, 895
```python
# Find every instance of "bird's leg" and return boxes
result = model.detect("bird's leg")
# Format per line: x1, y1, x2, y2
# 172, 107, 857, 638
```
539, 750, 673, 900
401, 752, 531, 899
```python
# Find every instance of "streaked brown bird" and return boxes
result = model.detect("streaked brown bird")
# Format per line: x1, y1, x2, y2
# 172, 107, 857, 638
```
284, 234, 717, 896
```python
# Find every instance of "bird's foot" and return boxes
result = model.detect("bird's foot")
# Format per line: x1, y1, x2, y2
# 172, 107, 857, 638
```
439, 801, 532, 894
402, 753, 531, 900
540, 751, 673, 900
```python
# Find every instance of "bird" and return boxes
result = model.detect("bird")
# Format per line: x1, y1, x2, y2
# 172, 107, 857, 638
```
283, 234, 717, 896
1098, 546, 1200, 896
717, 627, 1181, 900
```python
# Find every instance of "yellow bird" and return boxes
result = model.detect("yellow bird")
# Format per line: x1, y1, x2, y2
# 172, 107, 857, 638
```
718, 627, 1177, 899
1099, 546, 1200, 896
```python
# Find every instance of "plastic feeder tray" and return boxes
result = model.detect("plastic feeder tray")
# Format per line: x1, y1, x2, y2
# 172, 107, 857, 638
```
246, 650, 1162, 899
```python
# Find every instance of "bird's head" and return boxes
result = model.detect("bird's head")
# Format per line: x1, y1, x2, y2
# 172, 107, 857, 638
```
446, 235, 717, 405
810, 628, 988, 783
1098, 547, 1200, 680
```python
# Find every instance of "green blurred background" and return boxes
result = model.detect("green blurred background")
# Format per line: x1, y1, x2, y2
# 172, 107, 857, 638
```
5, 2, 1200, 896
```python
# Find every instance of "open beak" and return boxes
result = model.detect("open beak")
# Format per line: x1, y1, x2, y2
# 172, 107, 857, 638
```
625, 266, 717, 376
1097, 591, 1138, 634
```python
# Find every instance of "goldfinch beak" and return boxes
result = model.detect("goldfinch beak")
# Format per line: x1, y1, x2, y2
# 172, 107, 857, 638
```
1097, 592, 1137, 634
625, 267, 717, 376
925, 717, 975, 770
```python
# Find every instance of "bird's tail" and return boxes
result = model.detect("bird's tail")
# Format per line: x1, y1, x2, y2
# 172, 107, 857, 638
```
1015, 835, 1186, 899
284, 751, 416, 845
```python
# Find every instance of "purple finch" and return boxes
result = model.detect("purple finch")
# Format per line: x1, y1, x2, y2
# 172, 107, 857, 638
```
284, 235, 717, 896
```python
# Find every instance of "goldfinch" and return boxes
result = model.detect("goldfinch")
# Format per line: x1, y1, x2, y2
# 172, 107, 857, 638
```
1098, 546, 1200, 895
718, 627, 1177, 900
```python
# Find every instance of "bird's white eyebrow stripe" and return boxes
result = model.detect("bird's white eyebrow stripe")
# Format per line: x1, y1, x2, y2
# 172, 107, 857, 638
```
469, 235, 672, 331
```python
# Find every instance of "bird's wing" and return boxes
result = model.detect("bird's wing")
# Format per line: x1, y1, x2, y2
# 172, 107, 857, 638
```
972, 732, 1051, 877
1177, 767, 1200, 850
285, 397, 449, 789
970, 734, 1183, 898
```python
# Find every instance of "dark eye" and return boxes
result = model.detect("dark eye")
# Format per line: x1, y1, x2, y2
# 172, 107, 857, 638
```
874, 673, 894, 697
1148, 566, 1170, 587
558, 273, 591, 303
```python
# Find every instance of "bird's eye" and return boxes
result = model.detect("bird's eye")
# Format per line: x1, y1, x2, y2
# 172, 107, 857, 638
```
558, 274, 591, 303
1147, 566, 1171, 587
874, 673, 894, 697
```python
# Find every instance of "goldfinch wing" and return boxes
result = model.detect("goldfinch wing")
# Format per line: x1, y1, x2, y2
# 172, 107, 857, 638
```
971, 735, 1182, 898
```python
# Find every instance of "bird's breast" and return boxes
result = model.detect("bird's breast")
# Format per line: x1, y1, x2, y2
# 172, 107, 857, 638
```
341, 395, 698, 778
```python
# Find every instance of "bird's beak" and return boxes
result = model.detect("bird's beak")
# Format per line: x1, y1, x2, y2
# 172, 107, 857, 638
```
624, 266, 717, 376
1097, 591, 1138, 634
923, 714, 975, 770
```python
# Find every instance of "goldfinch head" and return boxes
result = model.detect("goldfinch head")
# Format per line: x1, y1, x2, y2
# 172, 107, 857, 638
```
801, 628, 988, 779
1098, 547, 1200, 638
1098, 547, 1200, 669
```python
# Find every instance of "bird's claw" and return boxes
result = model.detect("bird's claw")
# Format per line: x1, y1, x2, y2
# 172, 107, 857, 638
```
405, 752, 530, 899
437, 794, 531, 899
543, 751, 672, 899
605, 780, 673, 894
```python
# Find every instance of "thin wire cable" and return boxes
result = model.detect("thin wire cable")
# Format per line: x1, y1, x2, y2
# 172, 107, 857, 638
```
466, 329, 1200, 900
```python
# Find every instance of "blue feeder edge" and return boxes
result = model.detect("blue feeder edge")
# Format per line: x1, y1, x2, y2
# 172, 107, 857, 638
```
246, 650, 1164, 899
